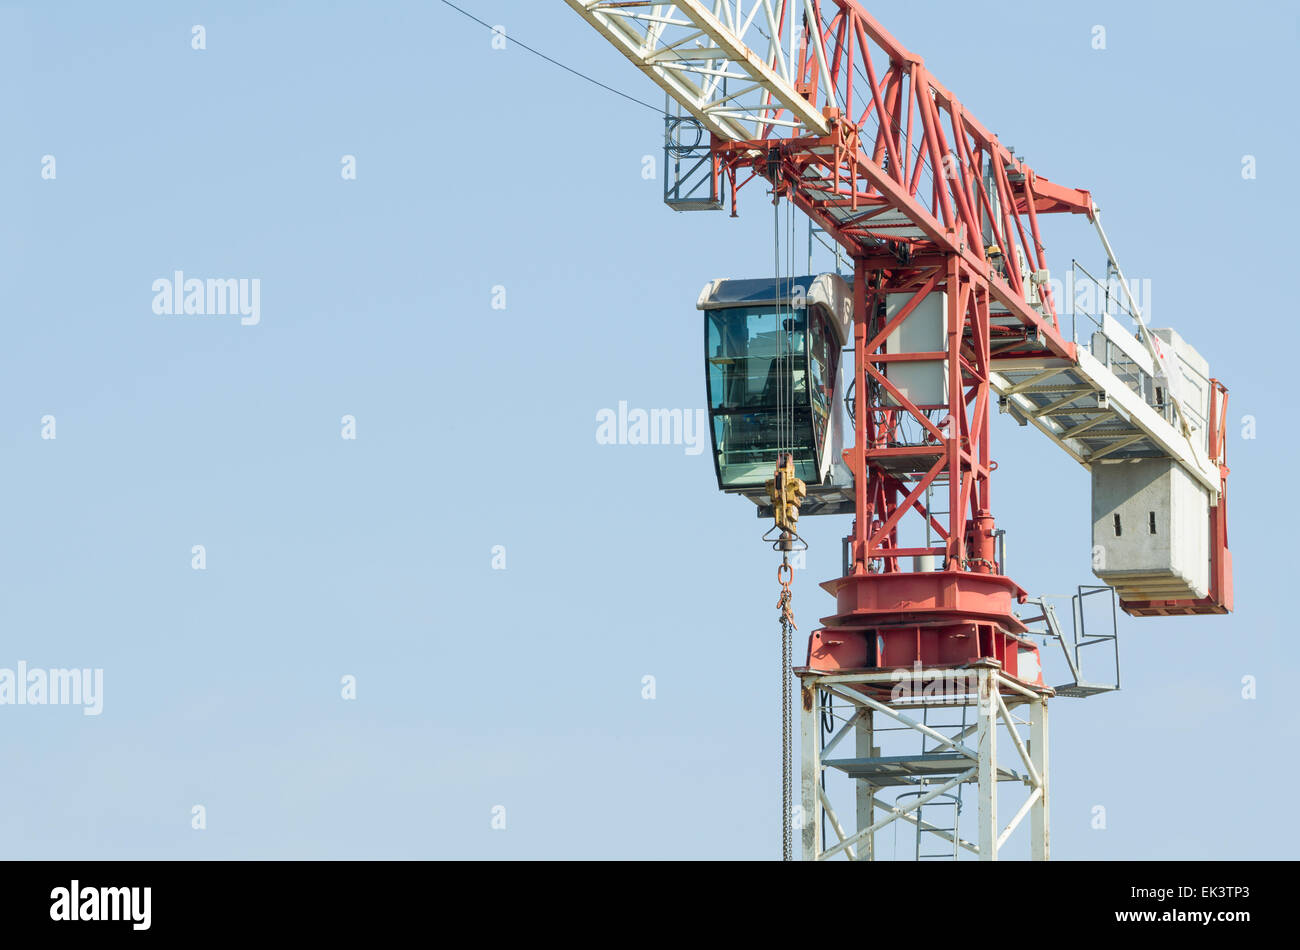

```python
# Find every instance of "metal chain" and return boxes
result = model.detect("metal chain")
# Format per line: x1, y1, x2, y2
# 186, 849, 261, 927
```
778, 559, 796, 861
770, 163, 800, 862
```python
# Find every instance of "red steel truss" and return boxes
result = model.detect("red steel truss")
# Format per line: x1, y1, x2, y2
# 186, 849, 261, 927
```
689, 1, 1230, 664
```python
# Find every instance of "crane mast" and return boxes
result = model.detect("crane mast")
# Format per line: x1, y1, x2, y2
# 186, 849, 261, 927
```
565, 0, 1232, 860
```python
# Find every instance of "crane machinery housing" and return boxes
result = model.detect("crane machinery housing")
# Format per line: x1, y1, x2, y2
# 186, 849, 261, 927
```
564, 0, 1231, 861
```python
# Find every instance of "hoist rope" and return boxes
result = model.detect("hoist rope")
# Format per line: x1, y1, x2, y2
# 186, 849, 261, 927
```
773, 199, 779, 449
785, 196, 796, 454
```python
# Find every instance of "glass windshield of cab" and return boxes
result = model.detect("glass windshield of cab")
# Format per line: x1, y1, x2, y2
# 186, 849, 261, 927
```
705, 305, 838, 488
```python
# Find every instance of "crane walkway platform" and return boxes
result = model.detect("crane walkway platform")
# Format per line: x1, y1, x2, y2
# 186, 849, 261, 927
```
823, 753, 1025, 787
990, 327, 1220, 503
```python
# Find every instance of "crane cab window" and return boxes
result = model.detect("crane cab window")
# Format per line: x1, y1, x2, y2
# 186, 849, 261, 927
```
706, 304, 839, 490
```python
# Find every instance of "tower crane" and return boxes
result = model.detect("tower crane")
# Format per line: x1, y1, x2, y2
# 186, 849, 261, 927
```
563, 0, 1231, 861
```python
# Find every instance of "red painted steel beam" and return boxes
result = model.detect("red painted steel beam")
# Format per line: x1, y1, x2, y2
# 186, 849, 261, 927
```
697, 3, 1103, 591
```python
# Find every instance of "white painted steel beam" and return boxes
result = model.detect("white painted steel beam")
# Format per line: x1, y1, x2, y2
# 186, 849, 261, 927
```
855, 711, 875, 861
977, 669, 998, 861
800, 682, 821, 860
564, 1, 831, 142
1031, 698, 1049, 860
798, 670, 1051, 861
990, 348, 1220, 502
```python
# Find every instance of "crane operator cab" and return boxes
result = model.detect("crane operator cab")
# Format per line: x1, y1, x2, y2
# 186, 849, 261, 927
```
699, 273, 855, 519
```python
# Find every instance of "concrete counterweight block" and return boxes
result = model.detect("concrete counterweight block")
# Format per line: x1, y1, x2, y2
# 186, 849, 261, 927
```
1092, 458, 1210, 601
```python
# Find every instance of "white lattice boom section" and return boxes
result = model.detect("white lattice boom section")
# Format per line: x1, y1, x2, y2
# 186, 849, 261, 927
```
563, 0, 833, 140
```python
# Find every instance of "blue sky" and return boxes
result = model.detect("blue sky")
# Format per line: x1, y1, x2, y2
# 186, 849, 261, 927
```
0, 0, 1295, 859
